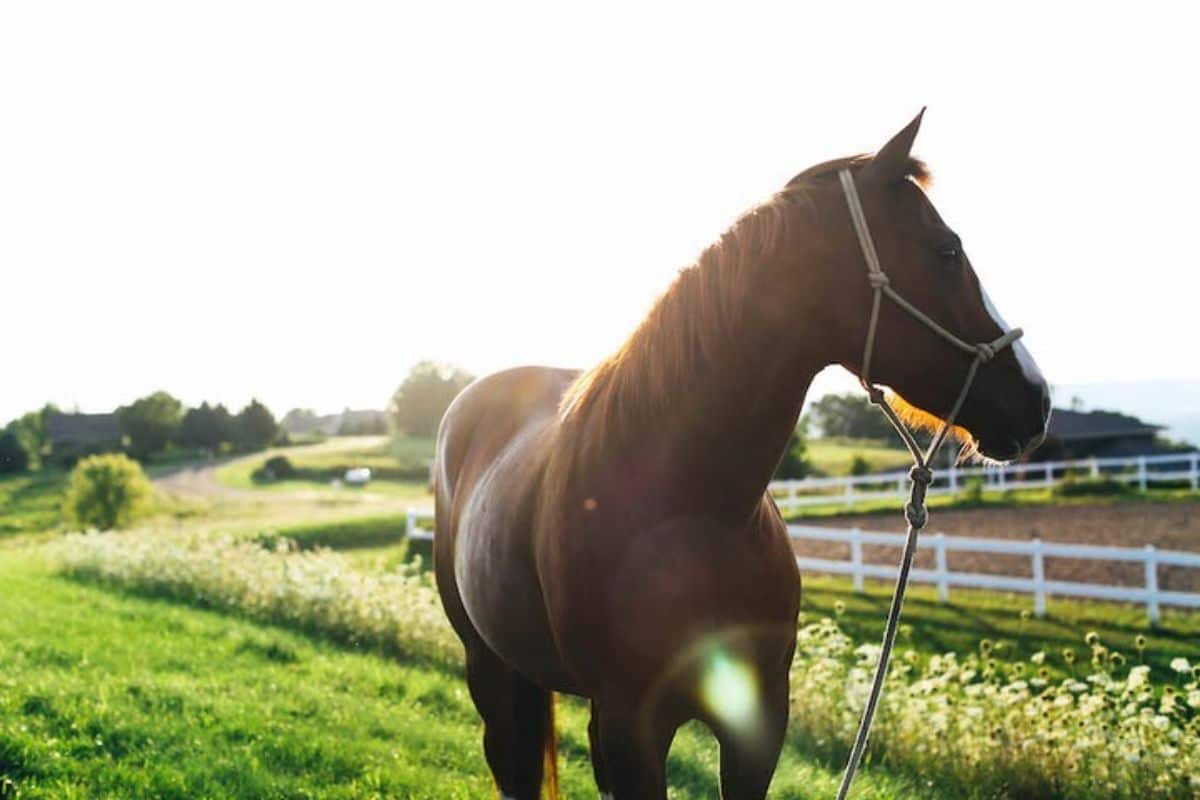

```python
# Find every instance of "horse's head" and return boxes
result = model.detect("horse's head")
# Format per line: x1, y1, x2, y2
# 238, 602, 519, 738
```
799, 112, 1050, 462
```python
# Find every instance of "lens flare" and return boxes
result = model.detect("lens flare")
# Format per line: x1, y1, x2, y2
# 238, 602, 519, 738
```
700, 650, 760, 735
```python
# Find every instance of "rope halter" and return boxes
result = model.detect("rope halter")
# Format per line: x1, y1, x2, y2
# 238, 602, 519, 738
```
834, 169, 1023, 800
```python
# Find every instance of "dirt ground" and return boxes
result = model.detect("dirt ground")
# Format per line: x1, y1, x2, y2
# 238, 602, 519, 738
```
796, 501, 1200, 593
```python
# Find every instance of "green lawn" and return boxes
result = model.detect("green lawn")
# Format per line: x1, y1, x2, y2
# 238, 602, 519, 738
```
782, 484, 1200, 519
216, 436, 433, 503
0, 471, 68, 539
806, 437, 913, 477
0, 553, 934, 800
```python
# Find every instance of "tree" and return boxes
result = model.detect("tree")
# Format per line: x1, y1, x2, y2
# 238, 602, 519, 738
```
234, 399, 278, 451
117, 391, 183, 460
808, 393, 895, 441
178, 402, 235, 452
389, 361, 474, 437
4, 403, 58, 470
61, 453, 152, 530
0, 431, 30, 474
774, 427, 812, 480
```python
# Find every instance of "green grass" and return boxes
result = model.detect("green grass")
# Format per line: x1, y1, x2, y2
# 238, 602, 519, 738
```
783, 484, 1200, 519
261, 513, 411, 551
800, 574, 1200, 682
0, 553, 935, 800
806, 437, 913, 477
0, 471, 68, 538
216, 436, 433, 502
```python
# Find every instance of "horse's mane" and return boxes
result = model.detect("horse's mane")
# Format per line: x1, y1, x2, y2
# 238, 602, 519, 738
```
559, 155, 931, 450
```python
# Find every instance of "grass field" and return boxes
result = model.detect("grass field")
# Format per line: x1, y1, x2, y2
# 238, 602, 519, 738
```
4, 437, 1199, 798
0, 553, 937, 800
805, 438, 913, 476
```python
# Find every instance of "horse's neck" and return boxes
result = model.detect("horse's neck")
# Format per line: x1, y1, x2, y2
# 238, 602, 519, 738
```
590, 238, 830, 523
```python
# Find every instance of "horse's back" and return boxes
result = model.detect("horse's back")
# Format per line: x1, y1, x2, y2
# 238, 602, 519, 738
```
434, 365, 579, 690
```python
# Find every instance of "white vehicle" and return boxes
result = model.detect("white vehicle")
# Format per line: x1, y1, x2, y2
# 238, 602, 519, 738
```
344, 467, 372, 486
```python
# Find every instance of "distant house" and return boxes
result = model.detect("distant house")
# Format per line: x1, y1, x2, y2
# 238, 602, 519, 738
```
46, 412, 124, 464
1029, 409, 1165, 461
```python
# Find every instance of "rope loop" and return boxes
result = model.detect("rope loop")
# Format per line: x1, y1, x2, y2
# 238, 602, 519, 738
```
975, 342, 996, 362
865, 385, 887, 406
908, 465, 933, 486
867, 272, 890, 289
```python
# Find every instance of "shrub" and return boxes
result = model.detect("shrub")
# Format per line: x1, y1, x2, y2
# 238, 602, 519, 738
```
849, 454, 872, 476
0, 431, 30, 474
254, 455, 295, 481
774, 428, 813, 480
961, 475, 985, 506
61, 453, 153, 530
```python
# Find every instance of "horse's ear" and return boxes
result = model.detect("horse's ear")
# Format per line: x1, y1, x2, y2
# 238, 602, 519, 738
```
863, 108, 925, 183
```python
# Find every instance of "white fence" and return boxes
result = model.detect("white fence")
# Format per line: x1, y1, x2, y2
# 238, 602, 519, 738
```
792, 525, 1200, 624
770, 451, 1200, 513
404, 509, 1200, 623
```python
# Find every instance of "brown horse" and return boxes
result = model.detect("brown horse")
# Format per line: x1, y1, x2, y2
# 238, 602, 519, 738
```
433, 113, 1050, 799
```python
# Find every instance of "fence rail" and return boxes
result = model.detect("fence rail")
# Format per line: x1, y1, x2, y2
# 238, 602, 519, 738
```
791, 525, 1200, 623
404, 509, 1200, 623
770, 451, 1200, 513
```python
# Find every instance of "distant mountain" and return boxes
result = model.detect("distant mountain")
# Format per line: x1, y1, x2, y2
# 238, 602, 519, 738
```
1052, 380, 1200, 447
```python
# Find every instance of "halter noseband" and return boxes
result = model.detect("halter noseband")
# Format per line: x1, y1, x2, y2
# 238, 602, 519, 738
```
834, 168, 1023, 800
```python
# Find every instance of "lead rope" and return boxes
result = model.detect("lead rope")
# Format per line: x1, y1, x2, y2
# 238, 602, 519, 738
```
833, 170, 1023, 800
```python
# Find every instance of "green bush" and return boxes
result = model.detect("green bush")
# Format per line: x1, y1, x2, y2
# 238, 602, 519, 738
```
961, 475, 985, 506
848, 454, 871, 476
62, 454, 153, 531
0, 431, 30, 474
254, 455, 295, 481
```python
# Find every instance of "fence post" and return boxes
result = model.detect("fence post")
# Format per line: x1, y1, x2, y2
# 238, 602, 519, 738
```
1191, 453, 1199, 491
998, 467, 1006, 491
1031, 537, 1046, 617
850, 528, 864, 593
1138, 456, 1148, 491
787, 481, 798, 514
1144, 545, 1160, 625
934, 533, 949, 603
406, 507, 417, 537
1090, 457, 1100, 479
949, 464, 958, 495
1044, 462, 1054, 488
844, 479, 854, 509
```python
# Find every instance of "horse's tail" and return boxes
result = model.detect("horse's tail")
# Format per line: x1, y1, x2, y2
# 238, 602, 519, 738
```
542, 691, 559, 800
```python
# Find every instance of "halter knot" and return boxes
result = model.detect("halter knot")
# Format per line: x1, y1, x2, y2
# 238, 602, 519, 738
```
908, 465, 933, 486
865, 385, 886, 406
904, 502, 928, 530
867, 272, 890, 289
975, 342, 996, 362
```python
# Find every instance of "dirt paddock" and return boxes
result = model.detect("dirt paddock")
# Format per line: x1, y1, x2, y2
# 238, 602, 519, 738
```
797, 501, 1200, 594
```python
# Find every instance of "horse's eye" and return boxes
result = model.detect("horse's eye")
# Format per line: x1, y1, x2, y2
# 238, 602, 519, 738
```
939, 247, 960, 263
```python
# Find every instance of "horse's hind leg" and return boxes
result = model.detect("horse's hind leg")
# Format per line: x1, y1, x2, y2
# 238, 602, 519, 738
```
465, 645, 554, 800
587, 701, 613, 798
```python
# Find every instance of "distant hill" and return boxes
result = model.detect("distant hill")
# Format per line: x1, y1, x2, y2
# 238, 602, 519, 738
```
1053, 380, 1200, 447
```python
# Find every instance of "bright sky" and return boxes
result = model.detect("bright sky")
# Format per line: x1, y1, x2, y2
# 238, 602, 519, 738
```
3, 2, 1197, 423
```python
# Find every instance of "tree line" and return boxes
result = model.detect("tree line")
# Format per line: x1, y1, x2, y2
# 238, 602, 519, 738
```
0, 394, 280, 474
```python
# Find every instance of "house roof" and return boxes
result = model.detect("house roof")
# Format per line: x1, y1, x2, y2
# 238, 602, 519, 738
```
1047, 408, 1162, 442
47, 413, 122, 446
